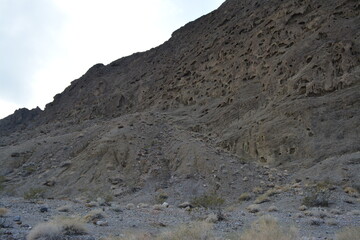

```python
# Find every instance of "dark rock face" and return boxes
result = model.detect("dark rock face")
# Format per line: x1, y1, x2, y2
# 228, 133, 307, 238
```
0, 0, 359, 199
0, 107, 42, 136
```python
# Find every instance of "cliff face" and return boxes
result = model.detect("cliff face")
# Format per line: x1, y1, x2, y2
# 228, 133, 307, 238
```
0, 0, 359, 200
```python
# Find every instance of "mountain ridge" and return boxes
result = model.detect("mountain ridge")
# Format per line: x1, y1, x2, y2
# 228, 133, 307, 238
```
0, 0, 359, 202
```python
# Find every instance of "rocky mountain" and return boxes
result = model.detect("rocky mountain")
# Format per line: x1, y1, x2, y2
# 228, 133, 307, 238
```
0, 0, 359, 203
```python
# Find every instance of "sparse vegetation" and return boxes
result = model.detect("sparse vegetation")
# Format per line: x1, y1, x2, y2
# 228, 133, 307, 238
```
27, 216, 87, 240
336, 227, 360, 240
302, 183, 331, 207
343, 186, 359, 198
191, 193, 225, 209
157, 221, 214, 240
0, 208, 8, 217
254, 194, 270, 204
236, 216, 298, 240
246, 204, 260, 213
238, 192, 251, 202
155, 190, 168, 204
252, 187, 264, 194
0, 176, 5, 192
83, 209, 106, 223
23, 188, 45, 200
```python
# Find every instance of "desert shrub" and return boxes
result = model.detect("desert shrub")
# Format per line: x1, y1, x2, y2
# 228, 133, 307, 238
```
239, 192, 251, 202
52, 216, 87, 235
103, 232, 153, 240
302, 184, 331, 207
343, 186, 359, 197
254, 194, 270, 204
191, 194, 224, 209
0, 176, 5, 191
24, 188, 45, 200
246, 204, 260, 213
27, 216, 87, 240
336, 227, 360, 240
155, 191, 168, 204
27, 222, 62, 240
0, 208, 8, 217
157, 221, 215, 240
238, 216, 298, 240
83, 209, 106, 223
252, 187, 264, 194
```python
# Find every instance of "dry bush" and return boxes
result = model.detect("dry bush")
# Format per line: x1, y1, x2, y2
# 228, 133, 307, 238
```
52, 216, 87, 235
252, 187, 264, 194
254, 194, 270, 204
27, 216, 87, 240
343, 187, 359, 197
27, 222, 62, 240
0, 208, 9, 217
336, 227, 360, 240
83, 209, 106, 223
103, 232, 153, 240
302, 184, 330, 207
191, 194, 224, 209
157, 221, 215, 240
238, 216, 298, 240
246, 204, 261, 213
239, 192, 251, 202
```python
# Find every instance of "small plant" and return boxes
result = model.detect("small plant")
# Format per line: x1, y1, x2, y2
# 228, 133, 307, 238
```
24, 188, 45, 200
104, 194, 113, 203
0, 208, 8, 217
302, 183, 331, 207
83, 209, 106, 223
0, 176, 5, 192
252, 187, 264, 194
336, 227, 360, 240
155, 191, 168, 204
27, 216, 87, 240
344, 186, 359, 197
157, 221, 215, 240
238, 215, 298, 240
254, 194, 270, 204
191, 194, 225, 209
239, 192, 251, 202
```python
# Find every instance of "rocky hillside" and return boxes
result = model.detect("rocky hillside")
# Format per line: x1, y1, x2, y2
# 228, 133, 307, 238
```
0, 0, 359, 203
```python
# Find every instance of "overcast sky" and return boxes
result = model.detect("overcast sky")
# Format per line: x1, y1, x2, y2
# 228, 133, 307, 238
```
0, 0, 225, 119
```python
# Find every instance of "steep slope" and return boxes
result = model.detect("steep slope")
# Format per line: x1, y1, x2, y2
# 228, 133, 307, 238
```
0, 0, 359, 201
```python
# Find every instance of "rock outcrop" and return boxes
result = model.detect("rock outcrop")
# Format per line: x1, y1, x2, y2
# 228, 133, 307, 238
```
0, 0, 359, 201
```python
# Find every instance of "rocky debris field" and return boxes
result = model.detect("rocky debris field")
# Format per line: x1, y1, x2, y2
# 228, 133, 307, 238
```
1, 180, 359, 240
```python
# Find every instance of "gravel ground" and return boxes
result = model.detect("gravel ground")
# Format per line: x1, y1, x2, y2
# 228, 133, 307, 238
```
1, 192, 359, 240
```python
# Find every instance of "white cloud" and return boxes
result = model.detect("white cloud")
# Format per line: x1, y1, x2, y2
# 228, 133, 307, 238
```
0, 0, 225, 119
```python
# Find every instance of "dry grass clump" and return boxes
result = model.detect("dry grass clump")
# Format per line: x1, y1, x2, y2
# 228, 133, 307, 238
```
246, 204, 260, 213
254, 194, 270, 204
252, 187, 264, 194
157, 221, 215, 240
0, 207, 9, 217
83, 209, 106, 223
343, 187, 359, 197
27, 216, 87, 240
191, 194, 225, 209
102, 222, 214, 240
103, 232, 153, 240
239, 192, 251, 202
336, 227, 360, 240
238, 216, 298, 240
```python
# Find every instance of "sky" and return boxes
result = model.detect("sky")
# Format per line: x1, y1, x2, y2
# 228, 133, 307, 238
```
0, 0, 225, 120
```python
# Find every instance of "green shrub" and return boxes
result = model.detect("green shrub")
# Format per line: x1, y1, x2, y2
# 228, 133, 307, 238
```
24, 188, 45, 200
191, 194, 225, 209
